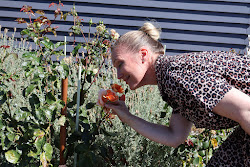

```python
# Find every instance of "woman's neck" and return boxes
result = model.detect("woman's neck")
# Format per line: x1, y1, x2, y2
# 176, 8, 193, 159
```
141, 53, 160, 86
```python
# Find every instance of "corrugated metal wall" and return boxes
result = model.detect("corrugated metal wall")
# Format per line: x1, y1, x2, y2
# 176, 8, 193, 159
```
0, 0, 249, 56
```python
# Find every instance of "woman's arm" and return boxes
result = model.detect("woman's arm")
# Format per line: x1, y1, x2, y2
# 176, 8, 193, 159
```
212, 87, 250, 135
104, 101, 193, 148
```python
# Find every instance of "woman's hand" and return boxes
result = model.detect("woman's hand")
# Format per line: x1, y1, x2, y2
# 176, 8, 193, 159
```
104, 100, 132, 123
96, 86, 128, 121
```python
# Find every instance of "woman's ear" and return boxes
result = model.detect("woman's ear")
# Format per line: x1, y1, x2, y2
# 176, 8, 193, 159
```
139, 48, 148, 64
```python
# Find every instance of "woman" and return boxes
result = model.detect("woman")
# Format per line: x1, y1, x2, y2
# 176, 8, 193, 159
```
104, 22, 250, 166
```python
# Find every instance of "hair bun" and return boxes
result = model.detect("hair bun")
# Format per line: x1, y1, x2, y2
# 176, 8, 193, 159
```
139, 22, 161, 41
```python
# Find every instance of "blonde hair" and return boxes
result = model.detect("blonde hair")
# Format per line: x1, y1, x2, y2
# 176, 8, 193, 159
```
111, 22, 164, 55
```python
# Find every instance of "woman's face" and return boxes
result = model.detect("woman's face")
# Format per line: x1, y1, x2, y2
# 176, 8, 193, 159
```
111, 47, 147, 90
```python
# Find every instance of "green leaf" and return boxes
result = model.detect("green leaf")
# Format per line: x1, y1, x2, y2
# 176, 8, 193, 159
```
48, 75, 57, 82
7, 126, 15, 133
61, 64, 69, 78
5, 150, 21, 164
46, 92, 56, 105
23, 52, 42, 64
203, 141, 210, 149
198, 150, 206, 157
31, 74, 41, 82
197, 140, 203, 148
22, 51, 36, 59
193, 150, 199, 158
34, 129, 45, 137
0, 92, 7, 105
193, 157, 200, 165
57, 116, 66, 126
28, 150, 38, 158
30, 32, 37, 38
72, 43, 81, 57
36, 108, 46, 122
0, 120, 5, 130
51, 50, 64, 56
178, 145, 185, 153
86, 102, 96, 109
41, 40, 54, 50
20, 29, 30, 36
44, 109, 53, 122
0, 134, 6, 150
86, 74, 92, 83
6, 132, 15, 141
38, 66, 44, 73
43, 143, 53, 161
29, 94, 40, 111
216, 136, 222, 143
15, 107, 31, 121
25, 84, 36, 96
43, 143, 53, 154
25, 69, 34, 78
35, 136, 45, 152
54, 42, 66, 49
34, 37, 39, 44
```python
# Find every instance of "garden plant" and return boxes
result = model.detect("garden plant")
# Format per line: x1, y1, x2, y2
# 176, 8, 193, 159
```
0, 1, 233, 167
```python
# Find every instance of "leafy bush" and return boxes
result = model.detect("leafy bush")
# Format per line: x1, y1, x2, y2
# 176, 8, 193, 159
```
0, 2, 120, 166
173, 127, 233, 167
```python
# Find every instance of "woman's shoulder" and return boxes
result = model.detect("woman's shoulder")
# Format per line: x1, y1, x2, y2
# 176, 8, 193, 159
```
155, 50, 249, 73
167, 51, 248, 66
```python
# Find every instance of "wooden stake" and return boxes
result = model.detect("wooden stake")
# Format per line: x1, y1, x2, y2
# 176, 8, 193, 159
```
60, 77, 68, 165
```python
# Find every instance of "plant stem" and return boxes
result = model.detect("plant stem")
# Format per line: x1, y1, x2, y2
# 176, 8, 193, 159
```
86, 58, 105, 91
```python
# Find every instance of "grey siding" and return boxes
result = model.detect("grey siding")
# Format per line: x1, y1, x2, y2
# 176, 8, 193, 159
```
0, 0, 249, 56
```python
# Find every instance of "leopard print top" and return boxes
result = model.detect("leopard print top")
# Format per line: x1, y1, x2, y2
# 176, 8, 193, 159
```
155, 51, 249, 166
155, 51, 249, 129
